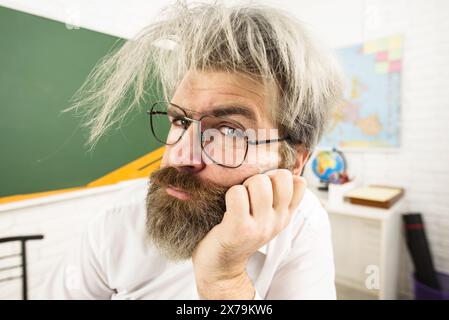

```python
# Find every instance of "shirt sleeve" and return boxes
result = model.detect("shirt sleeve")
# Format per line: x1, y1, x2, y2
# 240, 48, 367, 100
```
265, 205, 337, 300
35, 212, 114, 299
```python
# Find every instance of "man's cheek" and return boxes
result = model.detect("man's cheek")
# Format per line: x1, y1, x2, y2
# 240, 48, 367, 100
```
219, 165, 259, 187
246, 149, 281, 173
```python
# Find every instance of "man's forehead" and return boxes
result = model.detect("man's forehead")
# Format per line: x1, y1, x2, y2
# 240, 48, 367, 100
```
172, 70, 276, 124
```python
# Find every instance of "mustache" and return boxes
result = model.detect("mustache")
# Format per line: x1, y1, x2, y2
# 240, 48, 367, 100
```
149, 166, 228, 199
146, 166, 229, 261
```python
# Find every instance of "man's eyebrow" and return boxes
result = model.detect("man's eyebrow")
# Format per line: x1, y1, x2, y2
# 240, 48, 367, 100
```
168, 102, 258, 124
207, 105, 257, 123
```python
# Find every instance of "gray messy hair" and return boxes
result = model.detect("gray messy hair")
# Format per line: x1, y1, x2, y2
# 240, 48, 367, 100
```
67, 0, 343, 165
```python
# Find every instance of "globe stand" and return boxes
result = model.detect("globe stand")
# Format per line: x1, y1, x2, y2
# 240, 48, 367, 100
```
318, 181, 329, 191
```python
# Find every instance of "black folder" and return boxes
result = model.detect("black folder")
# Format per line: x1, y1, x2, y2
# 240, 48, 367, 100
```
403, 213, 440, 290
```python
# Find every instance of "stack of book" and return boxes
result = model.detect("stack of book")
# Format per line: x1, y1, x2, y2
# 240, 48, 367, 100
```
344, 185, 404, 208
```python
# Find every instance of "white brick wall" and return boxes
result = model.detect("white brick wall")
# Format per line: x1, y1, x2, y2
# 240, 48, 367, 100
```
0, 181, 139, 299
300, 0, 449, 299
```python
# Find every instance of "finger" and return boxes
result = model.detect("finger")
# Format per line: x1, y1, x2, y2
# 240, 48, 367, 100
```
242, 174, 273, 218
288, 175, 307, 213
224, 185, 250, 222
266, 169, 293, 211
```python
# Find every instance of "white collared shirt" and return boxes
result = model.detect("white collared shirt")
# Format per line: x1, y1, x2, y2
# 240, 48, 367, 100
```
38, 178, 336, 300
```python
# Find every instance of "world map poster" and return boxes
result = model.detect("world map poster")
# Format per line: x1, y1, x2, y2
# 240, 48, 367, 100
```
319, 35, 402, 149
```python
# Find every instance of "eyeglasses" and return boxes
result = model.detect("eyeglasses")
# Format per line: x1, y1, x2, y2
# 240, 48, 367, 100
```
146, 101, 291, 168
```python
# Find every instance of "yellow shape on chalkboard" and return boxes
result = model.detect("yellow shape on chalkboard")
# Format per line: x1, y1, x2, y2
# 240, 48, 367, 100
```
0, 147, 165, 204
87, 146, 165, 187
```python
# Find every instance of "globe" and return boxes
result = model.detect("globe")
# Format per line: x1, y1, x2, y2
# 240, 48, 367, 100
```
311, 149, 346, 186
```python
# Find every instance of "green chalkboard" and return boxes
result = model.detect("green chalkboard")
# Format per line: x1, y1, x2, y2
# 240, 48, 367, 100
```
0, 6, 162, 197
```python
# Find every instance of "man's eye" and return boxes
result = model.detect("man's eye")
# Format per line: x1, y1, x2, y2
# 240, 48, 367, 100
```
170, 117, 188, 128
219, 126, 245, 138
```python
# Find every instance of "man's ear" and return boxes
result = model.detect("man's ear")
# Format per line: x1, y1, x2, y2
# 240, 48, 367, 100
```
292, 147, 311, 176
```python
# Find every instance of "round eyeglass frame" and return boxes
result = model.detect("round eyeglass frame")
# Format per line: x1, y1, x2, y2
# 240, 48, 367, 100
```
146, 101, 292, 168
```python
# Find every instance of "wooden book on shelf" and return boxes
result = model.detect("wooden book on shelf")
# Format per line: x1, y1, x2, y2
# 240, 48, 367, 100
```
344, 185, 404, 209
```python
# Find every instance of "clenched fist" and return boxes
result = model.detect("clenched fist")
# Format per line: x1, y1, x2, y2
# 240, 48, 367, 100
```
192, 169, 307, 299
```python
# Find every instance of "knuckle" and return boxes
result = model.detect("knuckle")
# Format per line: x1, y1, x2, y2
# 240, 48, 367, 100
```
268, 170, 293, 189
274, 169, 292, 180
279, 170, 293, 185
245, 174, 272, 190
243, 174, 257, 185
227, 184, 245, 196
255, 173, 271, 184
278, 168, 293, 177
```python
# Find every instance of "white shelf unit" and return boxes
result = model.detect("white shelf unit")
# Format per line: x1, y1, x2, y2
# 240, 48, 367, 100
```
314, 190, 406, 300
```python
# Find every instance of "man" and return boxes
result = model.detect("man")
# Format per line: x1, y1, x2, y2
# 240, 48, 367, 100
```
40, 1, 343, 299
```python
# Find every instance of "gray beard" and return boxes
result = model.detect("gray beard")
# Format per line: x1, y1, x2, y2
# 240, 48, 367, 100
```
145, 167, 227, 261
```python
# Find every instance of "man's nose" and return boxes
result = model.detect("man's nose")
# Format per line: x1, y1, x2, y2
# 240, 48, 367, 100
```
167, 122, 205, 173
